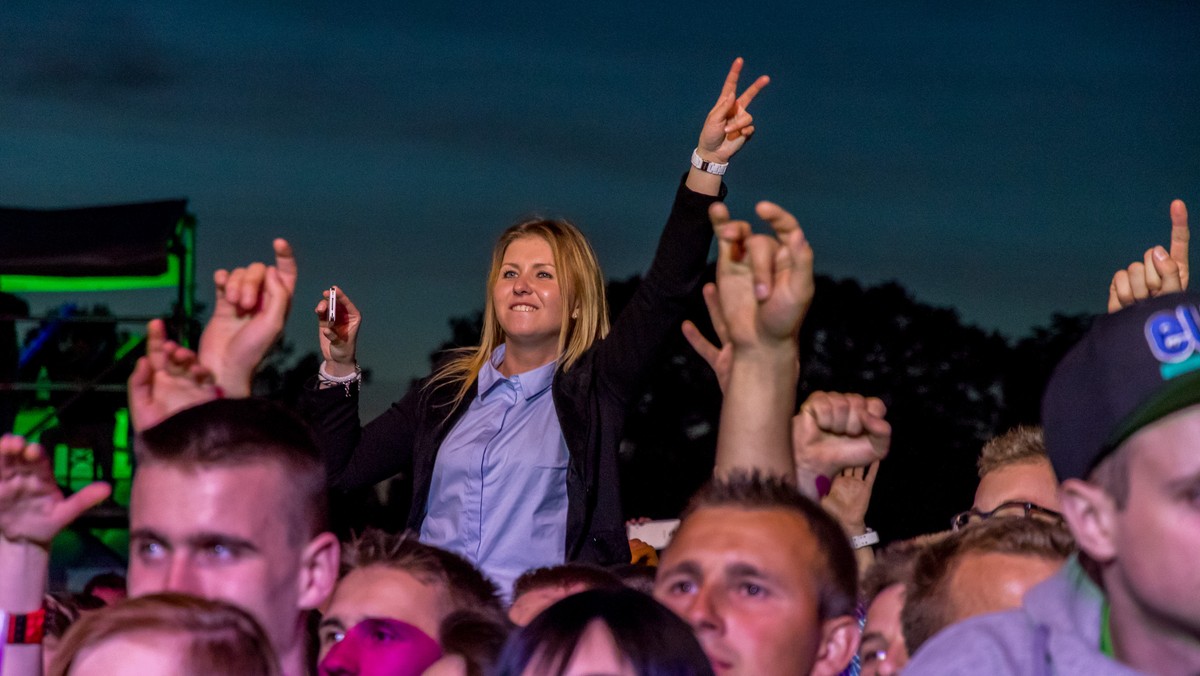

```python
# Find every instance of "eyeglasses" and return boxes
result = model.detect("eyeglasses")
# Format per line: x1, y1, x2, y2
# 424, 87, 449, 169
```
950, 500, 1064, 531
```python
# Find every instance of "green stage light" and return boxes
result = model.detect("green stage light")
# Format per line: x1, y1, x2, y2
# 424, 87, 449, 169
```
0, 256, 180, 292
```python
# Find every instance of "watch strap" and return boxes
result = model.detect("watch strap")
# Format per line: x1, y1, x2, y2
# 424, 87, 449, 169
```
851, 528, 880, 550
691, 149, 728, 176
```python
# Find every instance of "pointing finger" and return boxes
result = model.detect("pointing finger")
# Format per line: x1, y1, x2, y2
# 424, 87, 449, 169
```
273, 239, 297, 293
1170, 199, 1189, 271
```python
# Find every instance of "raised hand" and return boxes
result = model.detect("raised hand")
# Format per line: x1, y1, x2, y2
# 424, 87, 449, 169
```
198, 239, 297, 396
710, 201, 814, 351
793, 391, 891, 480
711, 200, 813, 481
1108, 199, 1189, 312
683, 201, 810, 390
697, 57, 770, 165
129, 319, 222, 432
314, 285, 363, 375
821, 461, 881, 536
0, 435, 110, 547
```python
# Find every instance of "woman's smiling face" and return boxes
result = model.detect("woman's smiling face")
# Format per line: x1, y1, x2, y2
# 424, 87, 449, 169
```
493, 235, 565, 353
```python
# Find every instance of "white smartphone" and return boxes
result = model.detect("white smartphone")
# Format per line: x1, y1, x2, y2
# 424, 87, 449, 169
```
327, 287, 338, 323
626, 519, 681, 550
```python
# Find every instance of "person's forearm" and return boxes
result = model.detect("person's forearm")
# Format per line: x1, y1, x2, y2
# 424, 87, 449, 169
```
208, 362, 253, 398
0, 537, 48, 676
854, 545, 876, 579
684, 165, 723, 196
0, 537, 47, 612
715, 346, 798, 480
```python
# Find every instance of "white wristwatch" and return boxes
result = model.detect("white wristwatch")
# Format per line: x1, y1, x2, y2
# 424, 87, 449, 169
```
691, 148, 728, 176
851, 527, 879, 550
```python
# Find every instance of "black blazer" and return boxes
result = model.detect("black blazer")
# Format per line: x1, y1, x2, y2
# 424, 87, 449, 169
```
299, 173, 723, 565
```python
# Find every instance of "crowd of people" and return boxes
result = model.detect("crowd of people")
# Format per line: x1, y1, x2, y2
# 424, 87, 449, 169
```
0, 57, 1197, 676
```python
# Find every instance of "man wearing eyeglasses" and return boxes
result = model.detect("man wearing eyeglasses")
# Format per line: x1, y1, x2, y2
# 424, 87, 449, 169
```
964, 426, 1062, 525
951, 500, 1064, 532
906, 290, 1200, 675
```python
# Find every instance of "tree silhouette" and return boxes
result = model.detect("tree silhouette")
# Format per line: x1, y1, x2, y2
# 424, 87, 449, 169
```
999, 313, 1093, 429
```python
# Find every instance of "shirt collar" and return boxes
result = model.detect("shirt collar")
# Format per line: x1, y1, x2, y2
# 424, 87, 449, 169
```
477, 344, 556, 402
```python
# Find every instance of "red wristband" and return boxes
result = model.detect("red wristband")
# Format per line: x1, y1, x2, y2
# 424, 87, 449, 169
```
6, 608, 45, 644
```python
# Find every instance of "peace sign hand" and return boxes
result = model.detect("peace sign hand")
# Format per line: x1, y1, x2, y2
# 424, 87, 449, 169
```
696, 57, 770, 165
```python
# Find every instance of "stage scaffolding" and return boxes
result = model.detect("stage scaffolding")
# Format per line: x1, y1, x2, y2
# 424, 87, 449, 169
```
0, 199, 196, 587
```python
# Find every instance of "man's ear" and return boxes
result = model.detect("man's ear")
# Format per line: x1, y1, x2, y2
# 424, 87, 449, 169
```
297, 531, 340, 610
1059, 478, 1118, 564
808, 614, 860, 676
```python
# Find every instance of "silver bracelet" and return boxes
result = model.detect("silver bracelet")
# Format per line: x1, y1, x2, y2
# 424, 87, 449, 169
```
319, 360, 362, 397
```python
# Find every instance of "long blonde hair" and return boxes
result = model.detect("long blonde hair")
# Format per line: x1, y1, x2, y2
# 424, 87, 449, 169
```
430, 218, 609, 409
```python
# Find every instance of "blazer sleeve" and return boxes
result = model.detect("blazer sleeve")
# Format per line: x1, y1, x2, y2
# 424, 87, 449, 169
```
590, 172, 724, 400
297, 379, 421, 491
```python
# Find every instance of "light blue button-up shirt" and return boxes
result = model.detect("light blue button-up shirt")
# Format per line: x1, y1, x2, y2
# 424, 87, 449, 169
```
419, 345, 569, 597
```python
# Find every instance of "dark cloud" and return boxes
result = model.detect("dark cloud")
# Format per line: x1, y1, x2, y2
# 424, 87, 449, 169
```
1, 2, 176, 98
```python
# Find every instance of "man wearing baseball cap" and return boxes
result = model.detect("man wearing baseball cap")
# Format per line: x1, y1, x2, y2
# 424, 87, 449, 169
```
905, 291, 1200, 675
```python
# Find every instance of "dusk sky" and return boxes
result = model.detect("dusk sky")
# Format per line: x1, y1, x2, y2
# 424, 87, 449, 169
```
4, 1, 1198, 417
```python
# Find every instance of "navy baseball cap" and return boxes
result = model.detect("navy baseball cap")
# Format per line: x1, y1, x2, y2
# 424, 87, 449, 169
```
1043, 292, 1200, 481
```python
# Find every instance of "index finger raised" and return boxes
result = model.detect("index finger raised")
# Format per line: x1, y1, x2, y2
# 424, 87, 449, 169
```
274, 238, 298, 292
1170, 199, 1189, 269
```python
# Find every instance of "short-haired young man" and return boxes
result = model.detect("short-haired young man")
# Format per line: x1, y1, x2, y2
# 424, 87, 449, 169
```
968, 425, 1062, 520
128, 398, 340, 676
858, 537, 931, 676
901, 517, 1073, 654
317, 528, 505, 661
654, 472, 860, 676
907, 290, 1200, 675
0, 398, 340, 676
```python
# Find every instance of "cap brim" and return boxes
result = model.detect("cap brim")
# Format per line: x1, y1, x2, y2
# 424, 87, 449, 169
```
1105, 368, 1200, 465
